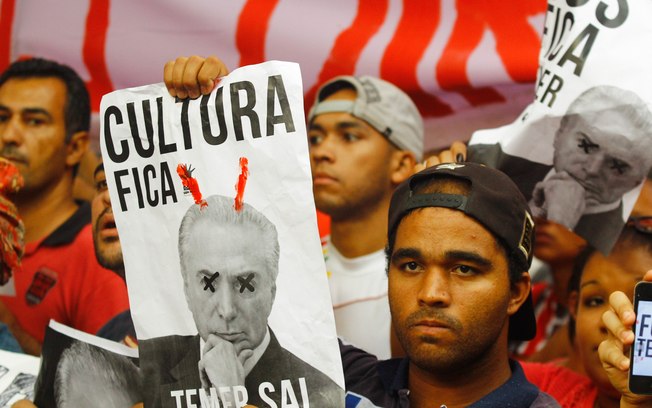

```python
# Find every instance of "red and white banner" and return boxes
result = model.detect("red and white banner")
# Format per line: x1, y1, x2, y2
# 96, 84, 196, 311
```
0, 0, 546, 150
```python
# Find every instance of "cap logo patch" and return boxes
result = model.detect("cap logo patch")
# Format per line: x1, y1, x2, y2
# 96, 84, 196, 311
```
436, 163, 465, 171
359, 79, 381, 103
518, 211, 534, 261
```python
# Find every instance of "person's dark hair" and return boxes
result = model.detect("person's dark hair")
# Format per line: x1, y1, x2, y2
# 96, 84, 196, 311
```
384, 176, 523, 285
0, 58, 90, 142
568, 225, 652, 341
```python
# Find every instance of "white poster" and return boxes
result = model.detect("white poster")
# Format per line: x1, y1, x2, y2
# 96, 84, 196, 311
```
100, 61, 344, 407
33, 321, 140, 408
468, 0, 652, 254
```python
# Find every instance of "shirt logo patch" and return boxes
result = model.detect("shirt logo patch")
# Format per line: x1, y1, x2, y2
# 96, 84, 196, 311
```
26, 267, 58, 306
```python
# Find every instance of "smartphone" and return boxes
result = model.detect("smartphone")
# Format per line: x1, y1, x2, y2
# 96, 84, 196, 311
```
630, 281, 652, 394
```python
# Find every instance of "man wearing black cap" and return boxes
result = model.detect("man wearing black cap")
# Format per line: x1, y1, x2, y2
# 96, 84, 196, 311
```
341, 162, 558, 407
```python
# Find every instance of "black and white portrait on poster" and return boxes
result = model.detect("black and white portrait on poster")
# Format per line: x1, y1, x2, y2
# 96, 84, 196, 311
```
99, 61, 344, 408
32, 321, 140, 408
468, 0, 652, 254
0, 350, 38, 408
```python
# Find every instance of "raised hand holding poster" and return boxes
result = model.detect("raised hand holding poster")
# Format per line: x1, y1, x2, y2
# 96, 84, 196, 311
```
100, 61, 344, 408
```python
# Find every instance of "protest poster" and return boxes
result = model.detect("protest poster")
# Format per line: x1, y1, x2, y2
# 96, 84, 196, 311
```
99, 61, 344, 408
32, 321, 139, 408
0, 350, 38, 407
468, 0, 652, 254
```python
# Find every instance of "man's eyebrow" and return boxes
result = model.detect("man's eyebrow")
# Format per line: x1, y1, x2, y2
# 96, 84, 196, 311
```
578, 132, 600, 147
22, 107, 53, 119
391, 247, 423, 262
308, 122, 324, 132
94, 163, 105, 178
579, 132, 595, 142
336, 121, 365, 131
198, 269, 216, 277
235, 270, 259, 277
444, 250, 493, 269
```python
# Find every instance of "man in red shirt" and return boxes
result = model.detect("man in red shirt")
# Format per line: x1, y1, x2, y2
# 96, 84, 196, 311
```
0, 58, 129, 355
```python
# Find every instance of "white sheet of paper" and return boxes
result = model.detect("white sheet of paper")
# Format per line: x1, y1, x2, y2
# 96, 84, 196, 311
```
99, 61, 344, 400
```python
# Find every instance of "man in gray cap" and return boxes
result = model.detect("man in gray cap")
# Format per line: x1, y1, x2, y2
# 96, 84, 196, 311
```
306, 76, 424, 359
164, 57, 425, 359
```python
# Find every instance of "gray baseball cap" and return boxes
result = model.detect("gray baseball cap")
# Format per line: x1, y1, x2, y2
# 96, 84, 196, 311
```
308, 76, 424, 161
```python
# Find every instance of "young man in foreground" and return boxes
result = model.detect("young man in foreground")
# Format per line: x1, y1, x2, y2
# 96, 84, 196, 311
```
339, 161, 557, 407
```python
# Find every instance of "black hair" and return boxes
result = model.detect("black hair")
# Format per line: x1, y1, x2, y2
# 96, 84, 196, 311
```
0, 58, 90, 142
385, 176, 523, 286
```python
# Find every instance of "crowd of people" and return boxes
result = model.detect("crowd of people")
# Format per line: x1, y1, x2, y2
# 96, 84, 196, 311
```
0, 54, 650, 407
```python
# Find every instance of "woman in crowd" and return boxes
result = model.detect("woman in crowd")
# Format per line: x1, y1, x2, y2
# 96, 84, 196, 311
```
523, 219, 652, 407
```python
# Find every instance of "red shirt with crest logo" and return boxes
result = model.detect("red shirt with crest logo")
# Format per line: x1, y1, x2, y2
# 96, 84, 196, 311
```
0, 203, 129, 343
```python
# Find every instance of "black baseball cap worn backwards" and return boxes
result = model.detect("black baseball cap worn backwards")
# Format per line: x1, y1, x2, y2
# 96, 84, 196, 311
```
388, 162, 536, 341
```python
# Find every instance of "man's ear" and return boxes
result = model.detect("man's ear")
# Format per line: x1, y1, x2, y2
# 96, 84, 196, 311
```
65, 130, 89, 168
507, 271, 531, 316
390, 150, 417, 186
567, 290, 579, 320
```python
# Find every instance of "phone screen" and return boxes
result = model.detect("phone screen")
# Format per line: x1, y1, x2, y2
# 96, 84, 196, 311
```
633, 300, 652, 376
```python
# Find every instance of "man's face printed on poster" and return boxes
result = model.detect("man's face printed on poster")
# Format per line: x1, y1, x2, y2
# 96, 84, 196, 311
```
553, 108, 649, 205
181, 220, 276, 353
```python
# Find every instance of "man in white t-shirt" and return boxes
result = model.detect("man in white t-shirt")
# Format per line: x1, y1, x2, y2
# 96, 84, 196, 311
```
307, 76, 424, 358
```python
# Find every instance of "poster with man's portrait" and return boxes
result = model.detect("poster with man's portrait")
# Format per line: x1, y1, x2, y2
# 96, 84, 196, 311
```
468, 1, 652, 254
0, 350, 38, 407
99, 61, 344, 407
32, 321, 140, 408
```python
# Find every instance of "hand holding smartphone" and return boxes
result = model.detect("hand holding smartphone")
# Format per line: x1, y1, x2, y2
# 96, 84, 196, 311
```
630, 281, 652, 394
